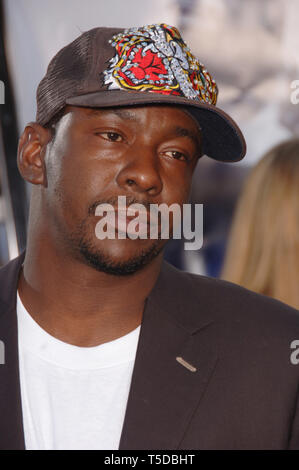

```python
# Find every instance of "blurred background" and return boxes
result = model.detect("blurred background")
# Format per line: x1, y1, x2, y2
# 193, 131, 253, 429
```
0, 0, 298, 282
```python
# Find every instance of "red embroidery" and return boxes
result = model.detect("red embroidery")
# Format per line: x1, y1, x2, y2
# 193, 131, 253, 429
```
131, 49, 167, 82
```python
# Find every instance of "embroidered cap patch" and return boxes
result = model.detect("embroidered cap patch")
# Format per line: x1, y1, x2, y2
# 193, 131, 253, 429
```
103, 23, 218, 104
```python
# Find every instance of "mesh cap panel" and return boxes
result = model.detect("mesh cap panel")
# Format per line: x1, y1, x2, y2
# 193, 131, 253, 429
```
36, 28, 98, 126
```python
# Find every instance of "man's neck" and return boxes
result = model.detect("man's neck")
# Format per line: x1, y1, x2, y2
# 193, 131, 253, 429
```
17, 237, 163, 347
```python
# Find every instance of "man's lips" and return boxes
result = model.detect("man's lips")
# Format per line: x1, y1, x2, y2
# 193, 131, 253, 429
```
100, 209, 158, 237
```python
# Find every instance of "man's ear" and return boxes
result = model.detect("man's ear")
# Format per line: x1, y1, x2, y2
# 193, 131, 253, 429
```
17, 122, 52, 186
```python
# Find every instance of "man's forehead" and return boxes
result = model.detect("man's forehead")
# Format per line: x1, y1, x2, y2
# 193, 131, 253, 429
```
72, 104, 200, 126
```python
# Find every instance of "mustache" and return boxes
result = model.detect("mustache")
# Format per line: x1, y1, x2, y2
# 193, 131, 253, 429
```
88, 196, 153, 216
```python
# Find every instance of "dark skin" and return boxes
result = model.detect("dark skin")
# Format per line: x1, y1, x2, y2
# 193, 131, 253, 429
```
17, 105, 201, 346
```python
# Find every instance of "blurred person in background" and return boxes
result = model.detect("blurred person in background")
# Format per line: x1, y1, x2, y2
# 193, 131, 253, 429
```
222, 138, 299, 310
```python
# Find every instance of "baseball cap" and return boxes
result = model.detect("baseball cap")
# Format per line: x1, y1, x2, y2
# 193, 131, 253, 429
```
36, 23, 246, 162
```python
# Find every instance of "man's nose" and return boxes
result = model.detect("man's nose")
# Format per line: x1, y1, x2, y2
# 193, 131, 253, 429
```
115, 147, 163, 196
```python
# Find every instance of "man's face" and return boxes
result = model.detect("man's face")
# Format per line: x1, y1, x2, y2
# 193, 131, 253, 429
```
43, 104, 201, 275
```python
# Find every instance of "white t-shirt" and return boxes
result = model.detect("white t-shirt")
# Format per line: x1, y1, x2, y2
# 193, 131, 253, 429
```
16, 291, 141, 450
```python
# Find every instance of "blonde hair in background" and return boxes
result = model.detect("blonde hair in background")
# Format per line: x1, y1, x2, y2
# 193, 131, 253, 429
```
221, 138, 299, 310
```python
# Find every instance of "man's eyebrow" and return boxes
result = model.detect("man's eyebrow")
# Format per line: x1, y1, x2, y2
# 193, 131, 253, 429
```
173, 126, 201, 147
85, 108, 138, 121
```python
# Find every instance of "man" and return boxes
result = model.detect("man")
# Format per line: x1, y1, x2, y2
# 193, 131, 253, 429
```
0, 23, 299, 450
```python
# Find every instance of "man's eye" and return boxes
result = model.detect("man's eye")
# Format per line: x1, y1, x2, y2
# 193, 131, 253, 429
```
165, 150, 189, 161
98, 132, 123, 142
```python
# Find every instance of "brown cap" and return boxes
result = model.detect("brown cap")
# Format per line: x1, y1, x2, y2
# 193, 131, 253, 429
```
36, 23, 246, 162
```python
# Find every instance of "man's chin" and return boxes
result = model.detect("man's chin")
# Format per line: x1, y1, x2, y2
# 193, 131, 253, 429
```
78, 239, 165, 276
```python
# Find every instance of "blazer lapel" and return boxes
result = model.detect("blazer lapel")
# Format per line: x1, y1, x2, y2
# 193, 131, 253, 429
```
119, 262, 219, 450
0, 252, 25, 450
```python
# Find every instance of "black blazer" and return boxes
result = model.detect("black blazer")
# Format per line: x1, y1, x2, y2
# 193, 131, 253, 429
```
1, 252, 299, 450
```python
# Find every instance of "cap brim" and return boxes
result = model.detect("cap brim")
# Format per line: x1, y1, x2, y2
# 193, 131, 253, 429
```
66, 90, 246, 162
